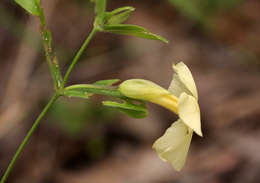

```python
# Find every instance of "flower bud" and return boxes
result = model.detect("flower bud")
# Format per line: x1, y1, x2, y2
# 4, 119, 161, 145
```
119, 79, 179, 114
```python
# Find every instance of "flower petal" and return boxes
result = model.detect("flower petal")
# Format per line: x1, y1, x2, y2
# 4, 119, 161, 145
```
168, 72, 191, 98
160, 129, 192, 171
152, 119, 193, 171
178, 92, 202, 136
152, 119, 188, 154
168, 62, 198, 99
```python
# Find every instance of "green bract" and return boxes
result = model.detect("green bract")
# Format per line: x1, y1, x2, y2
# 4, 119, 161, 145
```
64, 79, 148, 119
103, 100, 147, 118
119, 62, 202, 171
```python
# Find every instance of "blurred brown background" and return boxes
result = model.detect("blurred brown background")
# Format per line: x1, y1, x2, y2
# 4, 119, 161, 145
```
1, 0, 260, 182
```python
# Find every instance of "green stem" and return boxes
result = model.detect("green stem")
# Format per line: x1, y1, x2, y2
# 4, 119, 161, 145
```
62, 28, 97, 88
1, 17, 98, 183
0, 93, 59, 183
39, 8, 62, 90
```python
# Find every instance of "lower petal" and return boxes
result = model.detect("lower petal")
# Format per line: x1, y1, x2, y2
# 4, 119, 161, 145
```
152, 120, 193, 171
160, 130, 193, 171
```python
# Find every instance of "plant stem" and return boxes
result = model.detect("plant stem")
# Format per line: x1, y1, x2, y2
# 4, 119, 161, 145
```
0, 93, 59, 183
39, 8, 62, 91
1, 20, 98, 183
62, 28, 97, 87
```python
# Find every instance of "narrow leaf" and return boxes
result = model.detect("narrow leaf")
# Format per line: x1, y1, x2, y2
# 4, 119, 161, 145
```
103, 24, 168, 43
108, 6, 135, 16
103, 100, 147, 118
65, 84, 125, 98
104, 24, 146, 32
93, 79, 120, 86
15, 0, 40, 16
105, 6, 135, 25
106, 11, 133, 25
64, 90, 91, 99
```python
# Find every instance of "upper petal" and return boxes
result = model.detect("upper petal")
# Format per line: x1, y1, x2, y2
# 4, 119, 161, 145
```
168, 62, 198, 99
178, 93, 202, 136
168, 73, 192, 98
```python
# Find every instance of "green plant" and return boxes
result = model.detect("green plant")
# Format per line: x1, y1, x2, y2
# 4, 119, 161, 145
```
1, 0, 202, 181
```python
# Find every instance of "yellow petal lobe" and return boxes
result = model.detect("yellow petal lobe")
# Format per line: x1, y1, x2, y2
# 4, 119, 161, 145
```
178, 93, 202, 136
170, 62, 198, 99
153, 120, 193, 171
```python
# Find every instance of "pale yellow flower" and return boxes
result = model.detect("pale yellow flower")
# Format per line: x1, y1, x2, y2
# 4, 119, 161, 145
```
153, 62, 201, 171
119, 62, 202, 171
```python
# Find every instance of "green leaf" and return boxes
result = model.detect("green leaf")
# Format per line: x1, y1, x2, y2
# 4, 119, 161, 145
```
64, 90, 91, 99
64, 82, 148, 118
108, 6, 135, 17
106, 11, 132, 25
65, 84, 124, 99
104, 24, 146, 32
105, 6, 135, 25
103, 100, 147, 118
103, 24, 168, 43
93, 79, 120, 86
15, 0, 41, 16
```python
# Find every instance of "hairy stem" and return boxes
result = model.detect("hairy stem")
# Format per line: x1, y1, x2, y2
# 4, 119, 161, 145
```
0, 93, 59, 183
62, 28, 98, 87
